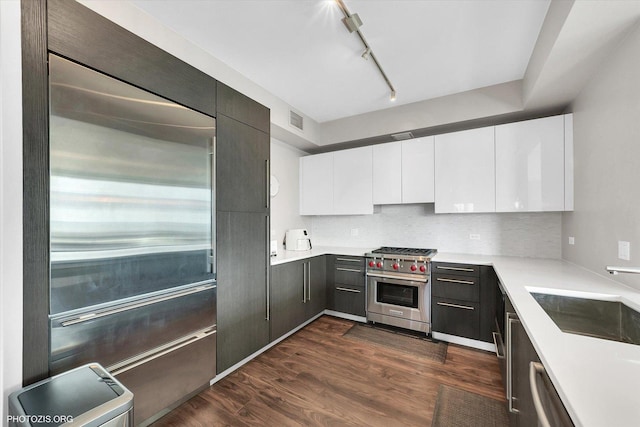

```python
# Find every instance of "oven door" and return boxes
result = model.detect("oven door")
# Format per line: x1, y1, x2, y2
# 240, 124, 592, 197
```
366, 274, 430, 332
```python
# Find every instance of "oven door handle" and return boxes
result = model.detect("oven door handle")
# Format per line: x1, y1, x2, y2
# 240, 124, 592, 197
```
366, 272, 428, 283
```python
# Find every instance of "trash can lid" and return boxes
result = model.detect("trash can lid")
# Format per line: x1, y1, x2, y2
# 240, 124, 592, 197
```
11, 364, 132, 427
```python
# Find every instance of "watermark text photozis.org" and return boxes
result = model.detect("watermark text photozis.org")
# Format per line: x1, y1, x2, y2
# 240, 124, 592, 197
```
7, 414, 74, 424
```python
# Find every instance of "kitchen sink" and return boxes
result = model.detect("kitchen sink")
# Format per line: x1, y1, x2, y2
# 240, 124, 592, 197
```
530, 292, 640, 345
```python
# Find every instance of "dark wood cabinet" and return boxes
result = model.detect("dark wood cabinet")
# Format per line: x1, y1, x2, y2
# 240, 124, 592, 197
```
215, 84, 270, 373
216, 212, 269, 373
216, 82, 270, 133
216, 114, 270, 213
431, 263, 496, 342
327, 256, 366, 317
270, 256, 327, 342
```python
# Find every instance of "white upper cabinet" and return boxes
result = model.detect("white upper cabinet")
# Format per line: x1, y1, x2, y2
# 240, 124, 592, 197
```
372, 142, 402, 205
333, 146, 373, 215
402, 136, 435, 203
300, 147, 373, 215
564, 114, 574, 211
299, 152, 333, 215
434, 127, 496, 213
495, 115, 565, 212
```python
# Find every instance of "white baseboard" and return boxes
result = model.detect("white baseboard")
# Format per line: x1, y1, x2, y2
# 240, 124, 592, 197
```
431, 331, 496, 353
323, 310, 366, 323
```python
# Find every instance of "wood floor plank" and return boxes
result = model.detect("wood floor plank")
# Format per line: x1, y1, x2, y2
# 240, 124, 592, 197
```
152, 315, 506, 426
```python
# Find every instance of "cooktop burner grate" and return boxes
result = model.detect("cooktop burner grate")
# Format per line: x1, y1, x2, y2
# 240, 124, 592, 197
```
370, 247, 437, 257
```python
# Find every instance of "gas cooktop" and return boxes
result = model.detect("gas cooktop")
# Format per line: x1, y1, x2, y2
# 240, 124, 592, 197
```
366, 246, 438, 260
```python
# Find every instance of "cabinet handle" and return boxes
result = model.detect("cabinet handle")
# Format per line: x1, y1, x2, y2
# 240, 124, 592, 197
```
336, 287, 361, 293
336, 267, 362, 273
492, 332, 505, 359
266, 215, 270, 321
507, 315, 521, 414
302, 262, 307, 303
336, 258, 361, 263
307, 261, 311, 302
436, 277, 475, 285
529, 362, 552, 427
265, 159, 270, 210
436, 301, 474, 310
436, 266, 475, 272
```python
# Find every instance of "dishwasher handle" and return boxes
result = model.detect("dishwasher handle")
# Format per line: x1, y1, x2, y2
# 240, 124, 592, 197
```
529, 362, 551, 427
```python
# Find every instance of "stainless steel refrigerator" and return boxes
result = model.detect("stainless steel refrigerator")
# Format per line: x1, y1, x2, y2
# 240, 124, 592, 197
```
47, 54, 216, 425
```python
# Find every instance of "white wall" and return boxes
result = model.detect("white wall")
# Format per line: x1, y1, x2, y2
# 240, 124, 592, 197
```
270, 139, 312, 252
562, 21, 640, 290
0, 0, 23, 422
312, 204, 562, 258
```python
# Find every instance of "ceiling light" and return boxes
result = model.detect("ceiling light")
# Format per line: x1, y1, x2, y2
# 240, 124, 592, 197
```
341, 13, 362, 33
390, 90, 396, 102
361, 47, 371, 60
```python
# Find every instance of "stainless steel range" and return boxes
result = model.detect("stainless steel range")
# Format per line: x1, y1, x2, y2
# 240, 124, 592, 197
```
365, 247, 437, 334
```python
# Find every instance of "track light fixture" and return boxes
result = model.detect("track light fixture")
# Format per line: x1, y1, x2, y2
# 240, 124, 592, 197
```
334, 0, 397, 102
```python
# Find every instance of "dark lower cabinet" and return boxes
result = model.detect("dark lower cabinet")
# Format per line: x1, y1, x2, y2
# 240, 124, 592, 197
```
507, 302, 574, 426
216, 211, 269, 373
327, 255, 366, 317
432, 297, 480, 339
270, 256, 326, 341
431, 262, 496, 342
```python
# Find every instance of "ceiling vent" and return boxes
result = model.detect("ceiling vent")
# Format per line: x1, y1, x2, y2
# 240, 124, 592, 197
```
390, 131, 414, 141
289, 110, 304, 131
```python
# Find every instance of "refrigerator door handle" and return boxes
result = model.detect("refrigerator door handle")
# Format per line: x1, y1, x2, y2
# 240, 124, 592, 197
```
59, 282, 216, 327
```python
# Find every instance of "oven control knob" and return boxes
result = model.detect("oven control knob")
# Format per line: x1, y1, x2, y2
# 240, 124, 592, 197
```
410, 265, 417, 272
376, 261, 383, 268
369, 261, 375, 268
392, 263, 399, 270
419, 265, 426, 273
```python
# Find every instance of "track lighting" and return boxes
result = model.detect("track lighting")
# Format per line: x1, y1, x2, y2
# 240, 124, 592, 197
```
334, 0, 397, 102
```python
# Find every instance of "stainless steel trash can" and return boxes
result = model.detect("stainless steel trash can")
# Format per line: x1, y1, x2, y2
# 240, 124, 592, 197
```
8, 363, 133, 427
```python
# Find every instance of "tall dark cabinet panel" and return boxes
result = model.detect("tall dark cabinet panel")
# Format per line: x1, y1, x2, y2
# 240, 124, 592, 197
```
216, 82, 270, 373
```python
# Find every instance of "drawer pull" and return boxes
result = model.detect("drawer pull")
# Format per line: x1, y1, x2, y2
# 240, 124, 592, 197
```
492, 332, 505, 359
436, 277, 475, 285
336, 258, 361, 263
436, 302, 474, 310
436, 266, 475, 272
336, 267, 362, 273
336, 287, 361, 293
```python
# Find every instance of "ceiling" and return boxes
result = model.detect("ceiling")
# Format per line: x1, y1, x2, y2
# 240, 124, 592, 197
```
131, 0, 551, 123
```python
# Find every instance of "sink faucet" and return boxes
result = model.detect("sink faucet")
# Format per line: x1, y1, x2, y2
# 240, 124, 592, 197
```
606, 266, 640, 275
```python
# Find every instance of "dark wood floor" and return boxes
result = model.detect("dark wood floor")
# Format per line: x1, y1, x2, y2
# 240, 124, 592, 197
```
152, 315, 505, 426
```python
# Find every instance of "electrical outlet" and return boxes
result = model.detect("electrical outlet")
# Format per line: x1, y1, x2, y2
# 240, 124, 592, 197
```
618, 241, 631, 261
568, 236, 575, 245
469, 234, 481, 240
350, 228, 359, 237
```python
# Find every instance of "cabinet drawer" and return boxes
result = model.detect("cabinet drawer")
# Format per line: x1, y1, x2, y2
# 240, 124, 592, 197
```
432, 297, 480, 340
432, 262, 480, 277
113, 330, 216, 425
333, 284, 365, 317
334, 256, 364, 266
432, 273, 479, 302
334, 267, 365, 287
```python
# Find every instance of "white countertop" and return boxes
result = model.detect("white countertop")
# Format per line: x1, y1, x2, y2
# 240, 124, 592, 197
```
273, 248, 640, 426
270, 246, 376, 265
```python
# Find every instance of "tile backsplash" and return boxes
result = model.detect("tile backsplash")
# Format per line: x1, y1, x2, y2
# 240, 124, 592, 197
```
311, 204, 561, 258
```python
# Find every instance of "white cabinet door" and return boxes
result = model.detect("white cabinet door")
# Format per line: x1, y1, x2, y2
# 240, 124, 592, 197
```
402, 136, 435, 203
333, 146, 373, 215
372, 142, 402, 205
434, 127, 495, 213
495, 115, 564, 212
564, 114, 574, 211
299, 152, 333, 215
